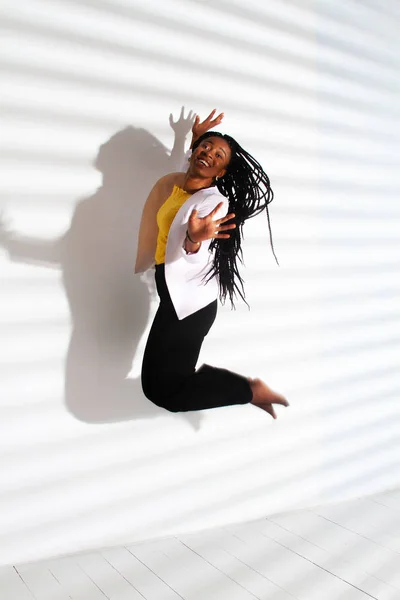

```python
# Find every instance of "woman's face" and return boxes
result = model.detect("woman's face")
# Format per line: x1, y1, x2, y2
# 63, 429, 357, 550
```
190, 136, 231, 180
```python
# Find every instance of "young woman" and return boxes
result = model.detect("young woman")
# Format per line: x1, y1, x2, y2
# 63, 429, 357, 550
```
135, 111, 289, 419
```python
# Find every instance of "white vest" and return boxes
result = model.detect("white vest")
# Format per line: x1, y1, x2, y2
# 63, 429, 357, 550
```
135, 185, 228, 320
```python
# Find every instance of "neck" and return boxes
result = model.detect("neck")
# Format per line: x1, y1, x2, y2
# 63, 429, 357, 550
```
182, 172, 214, 194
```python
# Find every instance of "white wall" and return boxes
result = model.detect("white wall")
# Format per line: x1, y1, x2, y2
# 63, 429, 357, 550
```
1, 0, 399, 566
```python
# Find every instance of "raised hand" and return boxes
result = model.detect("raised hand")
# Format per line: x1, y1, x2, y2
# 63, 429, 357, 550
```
169, 106, 196, 138
191, 109, 224, 148
187, 202, 236, 244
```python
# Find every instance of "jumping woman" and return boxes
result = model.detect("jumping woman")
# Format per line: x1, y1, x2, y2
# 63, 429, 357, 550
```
135, 110, 289, 419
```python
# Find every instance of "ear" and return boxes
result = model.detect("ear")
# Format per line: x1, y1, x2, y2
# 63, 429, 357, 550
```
217, 168, 227, 179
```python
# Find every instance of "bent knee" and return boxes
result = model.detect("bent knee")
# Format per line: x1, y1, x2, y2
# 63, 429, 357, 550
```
142, 387, 181, 413
151, 397, 182, 413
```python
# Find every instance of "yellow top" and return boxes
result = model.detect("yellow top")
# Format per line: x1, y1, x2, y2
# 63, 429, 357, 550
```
155, 185, 192, 264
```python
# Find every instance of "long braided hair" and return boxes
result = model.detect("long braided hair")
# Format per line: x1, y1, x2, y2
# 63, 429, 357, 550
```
192, 132, 278, 309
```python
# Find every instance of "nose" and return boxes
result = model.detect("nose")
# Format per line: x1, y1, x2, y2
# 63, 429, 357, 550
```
201, 148, 214, 161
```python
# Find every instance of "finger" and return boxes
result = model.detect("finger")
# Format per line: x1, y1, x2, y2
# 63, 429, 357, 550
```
205, 108, 216, 123
169, 113, 174, 126
216, 222, 236, 231
189, 208, 199, 220
208, 202, 224, 216
180, 105, 184, 118
218, 212, 236, 223
270, 406, 278, 419
264, 404, 277, 419
271, 396, 290, 407
218, 224, 236, 232
210, 112, 224, 125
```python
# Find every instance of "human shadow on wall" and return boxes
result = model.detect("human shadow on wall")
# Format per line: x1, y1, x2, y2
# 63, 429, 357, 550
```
1, 110, 202, 428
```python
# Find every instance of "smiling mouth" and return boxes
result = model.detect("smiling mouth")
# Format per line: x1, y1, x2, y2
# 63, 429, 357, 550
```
197, 157, 212, 168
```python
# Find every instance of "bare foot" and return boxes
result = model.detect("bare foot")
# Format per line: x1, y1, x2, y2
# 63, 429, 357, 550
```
248, 378, 289, 419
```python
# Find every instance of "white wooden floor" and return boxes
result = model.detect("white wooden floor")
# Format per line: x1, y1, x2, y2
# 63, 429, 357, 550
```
2, 488, 400, 600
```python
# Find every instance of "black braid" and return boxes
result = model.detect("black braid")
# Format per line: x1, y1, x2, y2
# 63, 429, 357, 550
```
192, 132, 278, 309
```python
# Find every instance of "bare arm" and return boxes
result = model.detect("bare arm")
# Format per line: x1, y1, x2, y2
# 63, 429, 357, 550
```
134, 174, 178, 273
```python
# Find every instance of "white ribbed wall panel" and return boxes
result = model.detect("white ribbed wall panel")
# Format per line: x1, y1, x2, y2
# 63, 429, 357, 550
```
0, 0, 399, 565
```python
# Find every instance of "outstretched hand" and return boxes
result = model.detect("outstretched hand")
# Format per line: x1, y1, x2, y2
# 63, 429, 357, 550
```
190, 109, 224, 148
169, 106, 196, 137
187, 202, 236, 244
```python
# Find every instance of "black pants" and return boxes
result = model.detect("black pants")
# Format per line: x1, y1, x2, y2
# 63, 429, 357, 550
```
141, 263, 252, 412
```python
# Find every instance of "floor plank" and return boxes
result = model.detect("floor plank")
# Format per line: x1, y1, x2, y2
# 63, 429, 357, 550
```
178, 529, 295, 600
44, 556, 109, 600
128, 537, 259, 600
5, 488, 400, 600
13, 563, 73, 600
259, 517, 398, 600
225, 520, 374, 600
102, 546, 183, 600
371, 490, 400, 510
76, 552, 144, 599
268, 509, 400, 589
0, 566, 36, 600
312, 498, 400, 552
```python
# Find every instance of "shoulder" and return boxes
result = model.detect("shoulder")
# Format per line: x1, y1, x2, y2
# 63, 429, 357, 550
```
143, 173, 185, 211
154, 172, 185, 195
